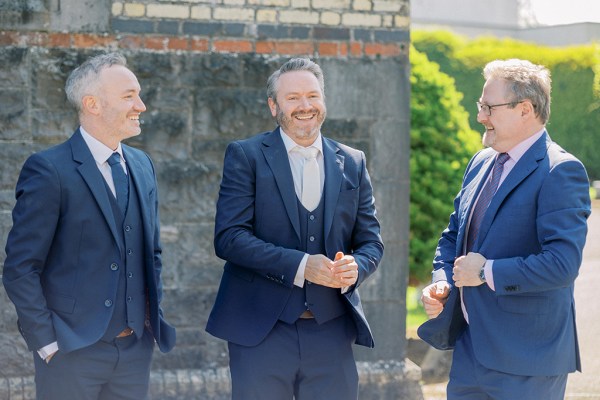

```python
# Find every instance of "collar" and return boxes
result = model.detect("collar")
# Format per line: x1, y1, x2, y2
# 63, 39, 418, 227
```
79, 126, 124, 164
505, 128, 545, 164
279, 128, 323, 154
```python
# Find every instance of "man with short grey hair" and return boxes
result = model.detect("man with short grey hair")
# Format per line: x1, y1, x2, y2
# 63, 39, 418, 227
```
3, 52, 176, 400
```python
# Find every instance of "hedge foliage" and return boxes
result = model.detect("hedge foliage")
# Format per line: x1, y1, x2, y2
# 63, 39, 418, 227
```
410, 47, 481, 283
413, 30, 600, 179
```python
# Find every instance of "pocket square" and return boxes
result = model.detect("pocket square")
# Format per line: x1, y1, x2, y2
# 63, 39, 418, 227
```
417, 288, 467, 350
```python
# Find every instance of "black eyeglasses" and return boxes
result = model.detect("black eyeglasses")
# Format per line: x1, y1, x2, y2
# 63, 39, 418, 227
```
476, 101, 524, 116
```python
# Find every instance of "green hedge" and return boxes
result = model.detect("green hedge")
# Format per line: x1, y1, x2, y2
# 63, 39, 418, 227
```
410, 47, 481, 283
413, 30, 600, 179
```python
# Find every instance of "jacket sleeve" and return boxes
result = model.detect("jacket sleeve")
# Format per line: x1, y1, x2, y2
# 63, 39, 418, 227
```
3, 153, 60, 351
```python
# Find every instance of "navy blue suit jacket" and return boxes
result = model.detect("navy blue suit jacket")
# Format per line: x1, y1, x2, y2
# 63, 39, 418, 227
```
433, 132, 590, 376
206, 128, 384, 347
3, 129, 175, 354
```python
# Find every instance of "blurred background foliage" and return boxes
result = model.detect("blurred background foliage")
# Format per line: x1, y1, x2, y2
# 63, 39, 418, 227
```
410, 46, 481, 283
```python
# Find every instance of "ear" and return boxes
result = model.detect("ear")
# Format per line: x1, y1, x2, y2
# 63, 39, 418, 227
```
521, 100, 535, 118
82, 95, 100, 116
267, 97, 277, 118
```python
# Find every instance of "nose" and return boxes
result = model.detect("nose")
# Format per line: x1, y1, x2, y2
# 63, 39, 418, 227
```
135, 96, 147, 112
477, 108, 487, 124
298, 96, 311, 109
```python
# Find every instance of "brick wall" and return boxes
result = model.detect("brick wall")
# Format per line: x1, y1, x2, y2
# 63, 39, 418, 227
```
1, 0, 409, 58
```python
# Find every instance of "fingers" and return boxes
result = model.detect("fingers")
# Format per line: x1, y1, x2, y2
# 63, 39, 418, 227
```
45, 351, 58, 364
305, 252, 358, 288
305, 254, 343, 287
421, 281, 450, 319
332, 252, 358, 286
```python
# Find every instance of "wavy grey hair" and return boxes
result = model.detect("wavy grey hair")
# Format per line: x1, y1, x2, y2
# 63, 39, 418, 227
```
266, 58, 325, 104
483, 58, 552, 124
65, 52, 128, 114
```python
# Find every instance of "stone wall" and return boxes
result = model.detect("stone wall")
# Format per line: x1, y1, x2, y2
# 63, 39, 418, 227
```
0, 0, 416, 398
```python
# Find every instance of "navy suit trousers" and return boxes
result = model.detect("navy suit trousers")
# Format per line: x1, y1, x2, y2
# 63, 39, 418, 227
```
33, 329, 154, 400
228, 314, 358, 400
448, 327, 567, 400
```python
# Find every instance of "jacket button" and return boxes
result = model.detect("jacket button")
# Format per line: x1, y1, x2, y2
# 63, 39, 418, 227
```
104, 299, 113, 307
110, 263, 119, 271
309, 236, 315, 242
125, 225, 131, 232
127, 249, 133, 255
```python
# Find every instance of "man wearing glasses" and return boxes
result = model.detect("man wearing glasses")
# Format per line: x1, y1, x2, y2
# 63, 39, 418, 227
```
421, 59, 591, 399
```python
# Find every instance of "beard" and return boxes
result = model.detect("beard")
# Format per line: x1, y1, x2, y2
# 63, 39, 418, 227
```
276, 106, 326, 141
482, 129, 496, 148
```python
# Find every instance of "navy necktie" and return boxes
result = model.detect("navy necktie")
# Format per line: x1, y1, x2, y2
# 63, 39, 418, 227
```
108, 152, 128, 215
466, 152, 510, 252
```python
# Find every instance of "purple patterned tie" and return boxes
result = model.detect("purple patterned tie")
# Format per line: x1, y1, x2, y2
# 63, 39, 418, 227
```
466, 152, 510, 252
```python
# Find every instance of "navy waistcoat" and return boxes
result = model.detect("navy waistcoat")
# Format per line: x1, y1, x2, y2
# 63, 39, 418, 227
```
278, 195, 347, 324
101, 170, 147, 340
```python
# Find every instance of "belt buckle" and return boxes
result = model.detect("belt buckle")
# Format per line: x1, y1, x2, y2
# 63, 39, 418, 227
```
116, 327, 134, 338
299, 310, 315, 319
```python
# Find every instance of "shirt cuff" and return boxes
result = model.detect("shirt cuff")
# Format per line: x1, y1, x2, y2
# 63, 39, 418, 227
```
484, 259, 495, 291
38, 342, 59, 360
294, 254, 308, 287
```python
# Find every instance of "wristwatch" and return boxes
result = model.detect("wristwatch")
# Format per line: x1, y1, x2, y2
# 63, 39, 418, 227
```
479, 266, 486, 283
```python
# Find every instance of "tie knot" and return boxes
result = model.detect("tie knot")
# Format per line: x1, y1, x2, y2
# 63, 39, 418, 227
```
108, 152, 122, 166
497, 152, 510, 165
295, 146, 319, 160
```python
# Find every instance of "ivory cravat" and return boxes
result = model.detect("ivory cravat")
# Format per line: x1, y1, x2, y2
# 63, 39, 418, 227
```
466, 152, 510, 252
108, 152, 129, 215
295, 146, 321, 211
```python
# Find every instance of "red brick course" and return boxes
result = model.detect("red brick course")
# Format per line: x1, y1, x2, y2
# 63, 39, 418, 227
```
0, 31, 406, 59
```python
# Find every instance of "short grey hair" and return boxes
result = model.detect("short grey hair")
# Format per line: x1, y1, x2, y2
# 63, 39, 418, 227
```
65, 52, 128, 113
483, 58, 552, 124
266, 58, 325, 103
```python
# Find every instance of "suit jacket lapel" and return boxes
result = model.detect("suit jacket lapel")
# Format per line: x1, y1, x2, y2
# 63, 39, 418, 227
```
477, 133, 549, 247
123, 146, 153, 246
262, 128, 301, 239
323, 138, 344, 240
458, 154, 495, 252
71, 129, 123, 250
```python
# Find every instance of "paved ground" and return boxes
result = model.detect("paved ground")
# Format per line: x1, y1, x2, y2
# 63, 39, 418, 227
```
565, 199, 600, 399
422, 199, 600, 400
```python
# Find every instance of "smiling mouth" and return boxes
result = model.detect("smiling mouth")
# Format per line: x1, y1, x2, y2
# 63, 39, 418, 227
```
294, 113, 316, 121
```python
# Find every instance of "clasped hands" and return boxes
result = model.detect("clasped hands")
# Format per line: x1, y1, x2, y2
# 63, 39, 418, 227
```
421, 252, 486, 319
305, 252, 358, 289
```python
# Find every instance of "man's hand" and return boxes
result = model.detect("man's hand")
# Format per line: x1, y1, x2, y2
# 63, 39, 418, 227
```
305, 252, 357, 289
421, 281, 451, 319
45, 350, 58, 364
331, 251, 358, 287
453, 252, 486, 287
